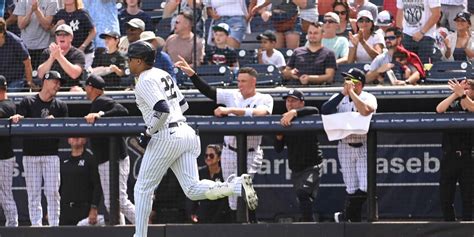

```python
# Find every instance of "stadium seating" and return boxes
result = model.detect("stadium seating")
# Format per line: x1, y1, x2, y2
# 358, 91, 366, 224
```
234, 64, 282, 86
237, 49, 258, 66
181, 65, 234, 87
279, 48, 294, 62
424, 61, 471, 84
142, 0, 166, 10
155, 17, 173, 39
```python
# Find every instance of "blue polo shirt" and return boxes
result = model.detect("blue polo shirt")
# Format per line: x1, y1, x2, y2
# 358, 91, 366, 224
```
0, 31, 29, 83
154, 50, 176, 82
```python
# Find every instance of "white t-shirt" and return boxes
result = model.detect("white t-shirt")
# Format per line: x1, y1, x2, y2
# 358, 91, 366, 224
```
397, 0, 441, 39
262, 49, 286, 68
205, 0, 247, 16
348, 32, 385, 63
216, 89, 274, 148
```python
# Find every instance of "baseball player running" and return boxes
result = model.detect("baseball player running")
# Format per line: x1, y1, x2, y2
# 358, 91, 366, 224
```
0, 76, 19, 226
321, 68, 377, 222
175, 57, 273, 215
10, 71, 68, 226
128, 41, 258, 237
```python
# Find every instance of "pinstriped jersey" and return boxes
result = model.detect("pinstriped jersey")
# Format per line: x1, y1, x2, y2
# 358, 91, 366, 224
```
332, 91, 377, 143
216, 89, 274, 148
135, 68, 187, 131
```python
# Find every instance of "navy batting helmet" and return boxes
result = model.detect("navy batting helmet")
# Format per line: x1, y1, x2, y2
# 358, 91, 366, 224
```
127, 41, 156, 66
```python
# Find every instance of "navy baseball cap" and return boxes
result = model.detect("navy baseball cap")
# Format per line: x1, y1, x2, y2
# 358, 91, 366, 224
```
86, 74, 106, 90
99, 31, 120, 39
454, 12, 471, 25
44, 70, 66, 85
283, 89, 304, 101
341, 68, 366, 84
0, 75, 6, 89
256, 30, 277, 41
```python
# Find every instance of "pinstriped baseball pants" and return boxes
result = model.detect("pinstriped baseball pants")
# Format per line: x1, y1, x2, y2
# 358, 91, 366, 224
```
134, 124, 240, 237
337, 143, 367, 194
23, 155, 60, 226
98, 156, 136, 224
0, 157, 18, 226
221, 147, 263, 210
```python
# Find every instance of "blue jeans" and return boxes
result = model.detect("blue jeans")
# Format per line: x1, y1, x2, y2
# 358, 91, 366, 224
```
214, 16, 247, 43
402, 34, 440, 63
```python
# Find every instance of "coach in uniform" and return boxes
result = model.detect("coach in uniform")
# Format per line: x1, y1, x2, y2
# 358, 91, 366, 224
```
273, 89, 323, 222
436, 79, 474, 221
321, 68, 377, 222
83, 74, 135, 224
59, 137, 101, 225
0, 76, 19, 226
176, 56, 273, 220
10, 70, 68, 226
128, 41, 257, 237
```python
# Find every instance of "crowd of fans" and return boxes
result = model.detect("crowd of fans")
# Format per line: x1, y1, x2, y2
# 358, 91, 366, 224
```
0, 0, 473, 91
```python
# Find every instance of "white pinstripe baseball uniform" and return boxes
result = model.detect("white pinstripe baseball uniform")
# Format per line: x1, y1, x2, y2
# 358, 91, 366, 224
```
133, 68, 252, 237
216, 89, 274, 210
330, 91, 377, 194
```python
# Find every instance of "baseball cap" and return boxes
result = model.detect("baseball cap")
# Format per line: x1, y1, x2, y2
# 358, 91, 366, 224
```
283, 89, 305, 101
212, 23, 230, 35
44, 70, 66, 85
454, 12, 471, 24
375, 10, 392, 26
341, 68, 366, 84
140, 31, 165, 47
99, 31, 120, 39
55, 24, 73, 36
324, 12, 340, 24
357, 10, 374, 22
126, 18, 145, 31
86, 74, 106, 90
0, 75, 6, 90
256, 30, 277, 41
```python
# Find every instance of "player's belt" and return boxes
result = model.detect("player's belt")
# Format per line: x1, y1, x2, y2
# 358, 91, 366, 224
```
348, 143, 363, 148
223, 143, 256, 152
61, 201, 90, 208
168, 122, 179, 128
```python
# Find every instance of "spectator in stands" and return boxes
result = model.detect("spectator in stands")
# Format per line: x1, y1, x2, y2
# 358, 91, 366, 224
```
37, 24, 85, 88
191, 144, 232, 223
204, 23, 238, 68
366, 27, 424, 85
91, 31, 128, 88
206, 0, 248, 49
396, 0, 441, 63
0, 17, 34, 91
274, 89, 323, 222
375, 10, 394, 36
14, 0, 57, 72
5, 2, 20, 36
118, 18, 145, 54
436, 79, 474, 221
139, 31, 176, 80
59, 137, 101, 225
53, 0, 96, 69
0, 76, 19, 227
434, 13, 449, 61
283, 22, 337, 85
83, 74, 135, 225
118, 0, 153, 35
349, 0, 378, 21
249, 0, 300, 49
392, 51, 421, 83
322, 12, 349, 64
164, 11, 204, 66
347, 10, 384, 63
163, 0, 204, 37
439, 0, 465, 32
10, 70, 68, 227
83, 0, 120, 51
443, 12, 474, 62
256, 30, 286, 70
470, 1, 474, 31
333, 1, 356, 38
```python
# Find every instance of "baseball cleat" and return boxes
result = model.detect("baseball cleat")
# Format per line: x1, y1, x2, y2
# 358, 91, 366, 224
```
241, 174, 258, 210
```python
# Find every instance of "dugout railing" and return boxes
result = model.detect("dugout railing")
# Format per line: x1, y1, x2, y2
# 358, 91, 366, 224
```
0, 112, 473, 224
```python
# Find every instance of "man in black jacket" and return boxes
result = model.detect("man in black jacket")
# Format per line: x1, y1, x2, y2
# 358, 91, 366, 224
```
273, 89, 323, 222
84, 74, 136, 224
